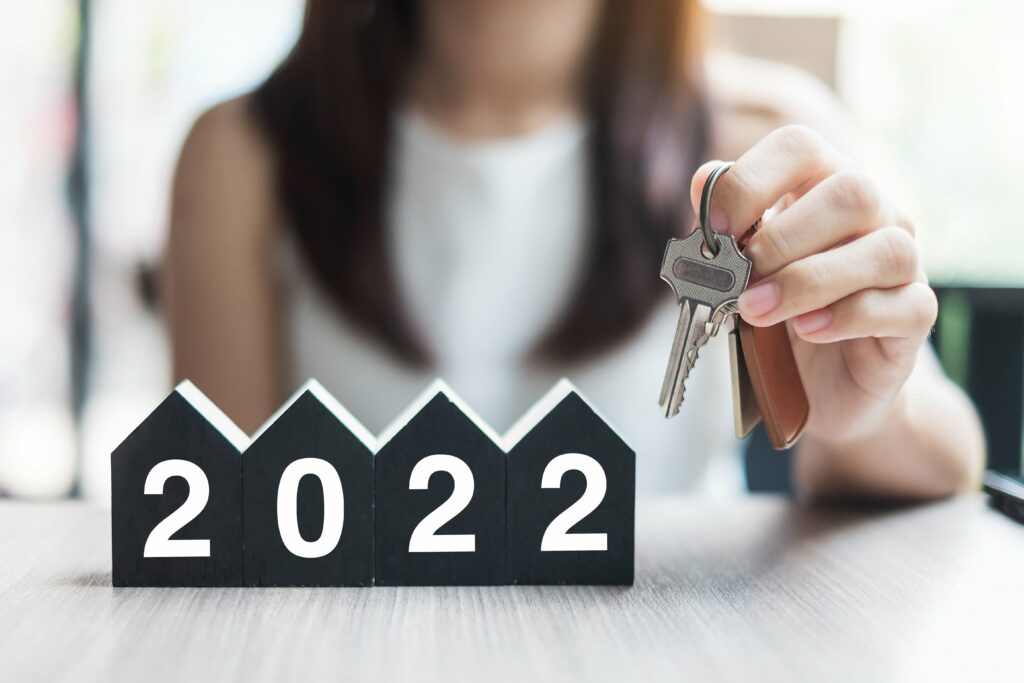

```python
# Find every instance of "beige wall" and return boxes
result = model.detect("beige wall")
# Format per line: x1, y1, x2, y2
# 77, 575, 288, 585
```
710, 13, 840, 88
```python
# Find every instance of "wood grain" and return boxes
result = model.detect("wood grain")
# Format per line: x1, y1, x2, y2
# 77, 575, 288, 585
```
1, 496, 1021, 682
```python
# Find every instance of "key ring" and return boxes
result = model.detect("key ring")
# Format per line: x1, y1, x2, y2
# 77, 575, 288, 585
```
698, 161, 734, 257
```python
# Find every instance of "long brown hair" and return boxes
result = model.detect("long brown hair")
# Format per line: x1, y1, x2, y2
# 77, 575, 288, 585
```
252, 0, 708, 366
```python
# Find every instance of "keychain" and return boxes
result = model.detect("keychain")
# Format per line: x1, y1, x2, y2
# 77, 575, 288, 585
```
659, 161, 808, 449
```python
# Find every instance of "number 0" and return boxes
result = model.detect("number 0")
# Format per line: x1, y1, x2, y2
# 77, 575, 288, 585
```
540, 453, 608, 552
276, 458, 345, 559
143, 459, 211, 558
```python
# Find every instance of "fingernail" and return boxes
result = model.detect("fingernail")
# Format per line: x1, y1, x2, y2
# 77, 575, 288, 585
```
739, 282, 780, 318
711, 206, 729, 232
793, 309, 832, 335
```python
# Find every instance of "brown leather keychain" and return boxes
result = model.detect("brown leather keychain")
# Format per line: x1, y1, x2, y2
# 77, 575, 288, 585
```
735, 321, 808, 449
734, 217, 809, 450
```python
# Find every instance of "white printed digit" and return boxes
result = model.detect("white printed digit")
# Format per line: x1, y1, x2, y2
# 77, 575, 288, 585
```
408, 454, 475, 553
143, 459, 211, 558
277, 458, 345, 559
540, 453, 608, 552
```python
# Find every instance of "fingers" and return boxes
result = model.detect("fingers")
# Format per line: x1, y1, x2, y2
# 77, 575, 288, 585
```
738, 226, 920, 327
692, 124, 930, 351
743, 169, 900, 277
689, 126, 845, 239
791, 282, 938, 344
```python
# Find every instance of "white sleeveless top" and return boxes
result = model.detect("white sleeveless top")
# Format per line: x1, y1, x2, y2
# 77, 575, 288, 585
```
279, 113, 742, 496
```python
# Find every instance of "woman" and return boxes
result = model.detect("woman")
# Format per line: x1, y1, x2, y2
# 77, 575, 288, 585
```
165, 0, 984, 497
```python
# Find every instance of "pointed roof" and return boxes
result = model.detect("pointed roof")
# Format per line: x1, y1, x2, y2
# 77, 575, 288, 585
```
250, 379, 377, 450
376, 378, 505, 450
174, 380, 251, 451
156, 377, 629, 456
501, 377, 631, 450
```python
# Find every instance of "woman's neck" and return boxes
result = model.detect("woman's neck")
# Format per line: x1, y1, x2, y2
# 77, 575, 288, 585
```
408, 0, 599, 139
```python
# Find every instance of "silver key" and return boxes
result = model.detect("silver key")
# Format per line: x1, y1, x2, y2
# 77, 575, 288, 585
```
658, 222, 751, 418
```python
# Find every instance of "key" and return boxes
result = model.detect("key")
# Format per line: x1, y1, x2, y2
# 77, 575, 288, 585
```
658, 229, 751, 417
728, 319, 760, 437
729, 215, 764, 438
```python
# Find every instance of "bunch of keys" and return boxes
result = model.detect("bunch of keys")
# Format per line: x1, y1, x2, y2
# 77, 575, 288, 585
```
659, 162, 809, 449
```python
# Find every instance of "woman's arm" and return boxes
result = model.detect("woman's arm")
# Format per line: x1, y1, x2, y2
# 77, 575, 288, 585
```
794, 348, 984, 500
163, 97, 283, 433
704, 56, 985, 500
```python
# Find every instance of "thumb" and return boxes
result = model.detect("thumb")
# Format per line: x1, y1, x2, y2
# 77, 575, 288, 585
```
688, 159, 730, 234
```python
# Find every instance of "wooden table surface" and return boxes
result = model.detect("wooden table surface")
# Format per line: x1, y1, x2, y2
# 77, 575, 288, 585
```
0, 495, 1021, 682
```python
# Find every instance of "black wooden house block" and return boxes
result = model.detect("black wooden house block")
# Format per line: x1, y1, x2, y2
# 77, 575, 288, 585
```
112, 377, 635, 588
242, 380, 375, 586
506, 379, 635, 585
111, 381, 249, 587
374, 381, 506, 586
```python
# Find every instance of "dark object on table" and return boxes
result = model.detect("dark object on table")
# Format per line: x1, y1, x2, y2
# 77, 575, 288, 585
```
242, 382, 374, 587
983, 469, 1024, 523
506, 381, 635, 585
110, 378, 637, 587
111, 382, 247, 587
373, 384, 507, 586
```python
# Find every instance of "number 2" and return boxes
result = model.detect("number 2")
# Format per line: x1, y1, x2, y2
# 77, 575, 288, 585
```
143, 459, 211, 558
540, 453, 607, 552
408, 454, 476, 553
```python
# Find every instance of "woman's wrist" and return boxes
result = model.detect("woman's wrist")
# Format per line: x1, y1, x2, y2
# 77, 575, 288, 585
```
795, 367, 984, 501
810, 381, 911, 452
794, 389, 910, 500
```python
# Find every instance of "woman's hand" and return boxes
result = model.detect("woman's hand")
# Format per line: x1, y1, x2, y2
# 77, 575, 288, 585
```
691, 125, 984, 499
690, 125, 945, 456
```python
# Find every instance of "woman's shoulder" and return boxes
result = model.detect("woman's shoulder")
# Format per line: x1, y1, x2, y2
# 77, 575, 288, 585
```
176, 95, 274, 193
704, 52, 855, 159
171, 95, 279, 243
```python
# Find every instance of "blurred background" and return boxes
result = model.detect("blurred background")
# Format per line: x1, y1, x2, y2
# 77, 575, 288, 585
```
2, 0, 1022, 502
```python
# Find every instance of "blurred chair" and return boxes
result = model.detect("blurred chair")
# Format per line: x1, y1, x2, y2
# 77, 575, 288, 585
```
933, 288, 1024, 474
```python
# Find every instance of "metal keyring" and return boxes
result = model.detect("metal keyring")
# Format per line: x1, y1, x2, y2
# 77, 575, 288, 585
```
699, 161, 734, 257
